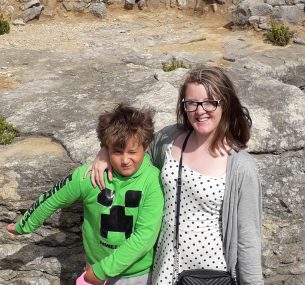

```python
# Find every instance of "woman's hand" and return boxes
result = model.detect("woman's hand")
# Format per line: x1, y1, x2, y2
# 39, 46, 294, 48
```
84, 147, 113, 190
7, 223, 19, 235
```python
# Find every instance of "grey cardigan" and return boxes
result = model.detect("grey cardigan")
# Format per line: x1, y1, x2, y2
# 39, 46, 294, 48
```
149, 125, 264, 285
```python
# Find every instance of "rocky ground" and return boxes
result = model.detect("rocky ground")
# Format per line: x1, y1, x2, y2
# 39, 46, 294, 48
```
0, 3, 289, 91
2, 1, 305, 92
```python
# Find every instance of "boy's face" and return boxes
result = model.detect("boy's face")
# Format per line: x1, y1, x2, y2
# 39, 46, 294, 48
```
108, 137, 147, 177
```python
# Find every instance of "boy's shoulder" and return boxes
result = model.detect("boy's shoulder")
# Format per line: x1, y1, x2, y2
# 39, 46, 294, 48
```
145, 153, 161, 175
73, 163, 91, 177
71, 164, 98, 188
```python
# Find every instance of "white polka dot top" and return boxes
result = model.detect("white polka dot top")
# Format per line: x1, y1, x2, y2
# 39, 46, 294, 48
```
152, 144, 227, 285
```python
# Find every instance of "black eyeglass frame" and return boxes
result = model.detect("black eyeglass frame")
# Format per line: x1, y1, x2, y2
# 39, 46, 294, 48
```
182, 99, 222, 112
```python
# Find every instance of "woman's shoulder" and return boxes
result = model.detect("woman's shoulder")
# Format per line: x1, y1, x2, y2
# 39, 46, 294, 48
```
229, 148, 257, 169
155, 124, 184, 139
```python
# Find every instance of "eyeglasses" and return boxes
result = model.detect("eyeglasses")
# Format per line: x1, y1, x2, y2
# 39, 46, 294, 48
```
182, 99, 222, 112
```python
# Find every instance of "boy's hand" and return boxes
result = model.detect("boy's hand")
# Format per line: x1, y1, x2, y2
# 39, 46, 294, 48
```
7, 223, 19, 235
84, 266, 106, 285
83, 147, 113, 190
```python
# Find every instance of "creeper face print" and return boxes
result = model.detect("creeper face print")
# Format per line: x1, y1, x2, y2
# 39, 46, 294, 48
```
98, 189, 142, 239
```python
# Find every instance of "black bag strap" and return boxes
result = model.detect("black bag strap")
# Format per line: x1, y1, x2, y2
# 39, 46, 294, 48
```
174, 129, 193, 251
173, 130, 193, 283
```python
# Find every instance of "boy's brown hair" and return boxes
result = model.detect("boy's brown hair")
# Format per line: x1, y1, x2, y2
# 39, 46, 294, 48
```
97, 103, 155, 150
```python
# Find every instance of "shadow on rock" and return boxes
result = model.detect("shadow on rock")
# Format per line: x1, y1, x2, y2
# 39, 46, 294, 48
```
1, 205, 85, 285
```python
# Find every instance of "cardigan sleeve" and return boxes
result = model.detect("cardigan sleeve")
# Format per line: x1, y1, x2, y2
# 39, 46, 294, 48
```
236, 155, 264, 284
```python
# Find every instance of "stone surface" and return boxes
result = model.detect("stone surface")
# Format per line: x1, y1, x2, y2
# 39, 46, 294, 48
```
19, 4, 43, 22
293, 36, 305, 45
233, 0, 305, 25
12, 18, 25, 25
89, 2, 107, 18
272, 5, 304, 22
73, 1, 86, 12
20, 0, 40, 11
62, 1, 73, 11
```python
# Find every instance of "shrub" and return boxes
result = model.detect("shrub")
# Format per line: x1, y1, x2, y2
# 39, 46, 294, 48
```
266, 23, 294, 46
0, 115, 19, 144
162, 57, 188, 72
0, 14, 10, 35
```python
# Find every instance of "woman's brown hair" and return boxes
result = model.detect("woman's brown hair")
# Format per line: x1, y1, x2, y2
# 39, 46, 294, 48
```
97, 103, 155, 150
176, 66, 252, 154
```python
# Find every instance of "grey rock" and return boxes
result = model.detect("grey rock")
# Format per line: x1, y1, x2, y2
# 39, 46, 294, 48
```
62, 1, 73, 11
265, 0, 286, 5
19, 4, 43, 22
42, 8, 54, 16
259, 16, 267, 23
228, 46, 305, 153
176, 0, 187, 7
12, 18, 26, 25
20, 0, 40, 11
234, 0, 305, 25
248, 15, 260, 24
258, 17, 269, 29
272, 5, 304, 23
296, 3, 305, 9
251, 3, 273, 16
89, 2, 107, 19
293, 36, 305, 45
258, 21, 269, 29
73, 1, 86, 12
231, 0, 272, 25
232, 6, 251, 25
0, 138, 81, 282
223, 39, 253, 61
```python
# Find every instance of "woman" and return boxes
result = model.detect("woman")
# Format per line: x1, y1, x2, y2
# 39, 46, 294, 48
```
88, 66, 263, 284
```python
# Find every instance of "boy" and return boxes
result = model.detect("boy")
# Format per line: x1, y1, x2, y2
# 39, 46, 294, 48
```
7, 103, 164, 285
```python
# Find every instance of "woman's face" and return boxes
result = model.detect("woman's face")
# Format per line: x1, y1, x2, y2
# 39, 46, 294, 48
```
184, 82, 222, 138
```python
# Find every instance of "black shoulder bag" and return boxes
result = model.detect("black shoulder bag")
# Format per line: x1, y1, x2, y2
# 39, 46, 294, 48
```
174, 130, 236, 285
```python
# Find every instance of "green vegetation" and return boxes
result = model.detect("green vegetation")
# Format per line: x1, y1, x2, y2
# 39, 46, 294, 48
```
266, 23, 294, 46
162, 57, 188, 72
0, 14, 10, 35
0, 115, 19, 144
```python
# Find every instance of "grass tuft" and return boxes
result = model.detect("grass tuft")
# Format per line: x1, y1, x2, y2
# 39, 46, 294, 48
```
162, 57, 188, 72
266, 23, 294, 46
0, 115, 19, 144
0, 14, 10, 35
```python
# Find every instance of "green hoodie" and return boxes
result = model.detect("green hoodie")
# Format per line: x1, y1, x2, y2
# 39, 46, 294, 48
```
16, 154, 164, 281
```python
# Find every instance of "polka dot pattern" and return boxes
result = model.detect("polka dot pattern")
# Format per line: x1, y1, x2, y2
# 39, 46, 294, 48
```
152, 144, 227, 285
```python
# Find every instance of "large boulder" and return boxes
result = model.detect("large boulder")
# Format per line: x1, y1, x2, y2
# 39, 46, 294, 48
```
232, 0, 305, 25
271, 5, 304, 23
